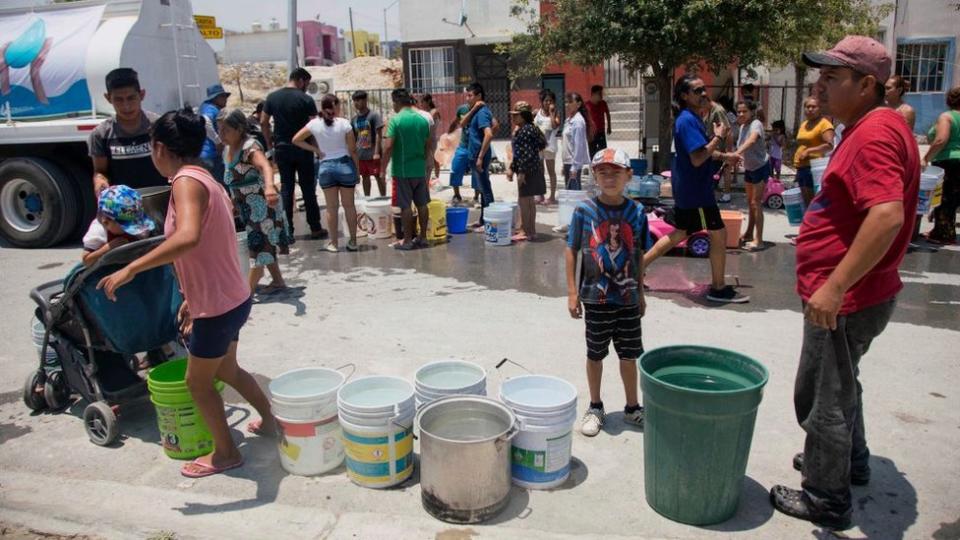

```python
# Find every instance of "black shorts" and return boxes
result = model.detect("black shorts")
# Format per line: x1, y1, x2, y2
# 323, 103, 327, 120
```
672, 206, 724, 236
188, 297, 252, 359
395, 177, 430, 209
583, 303, 644, 361
517, 169, 547, 197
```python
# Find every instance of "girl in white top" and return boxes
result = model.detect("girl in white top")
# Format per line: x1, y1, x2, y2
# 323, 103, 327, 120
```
561, 92, 590, 190
534, 89, 561, 204
293, 94, 360, 252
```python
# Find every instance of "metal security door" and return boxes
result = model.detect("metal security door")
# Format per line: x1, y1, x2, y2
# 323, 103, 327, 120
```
474, 53, 510, 138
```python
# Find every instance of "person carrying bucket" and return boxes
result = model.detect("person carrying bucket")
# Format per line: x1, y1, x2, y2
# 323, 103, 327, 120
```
98, 108, 277, 479
565, 148, 650, 436
771, 36, 920, 530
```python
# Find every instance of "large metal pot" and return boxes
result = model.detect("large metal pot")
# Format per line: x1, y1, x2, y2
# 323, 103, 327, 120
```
416, 395, 519, 524
136, 186, 171, 228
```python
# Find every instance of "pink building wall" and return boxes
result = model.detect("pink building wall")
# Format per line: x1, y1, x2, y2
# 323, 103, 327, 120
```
298, 21, 342, 66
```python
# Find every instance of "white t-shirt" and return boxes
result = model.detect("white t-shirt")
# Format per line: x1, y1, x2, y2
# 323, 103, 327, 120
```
82, 220, 108, 251
306, 117, 353, 161
534, 109, 558, 153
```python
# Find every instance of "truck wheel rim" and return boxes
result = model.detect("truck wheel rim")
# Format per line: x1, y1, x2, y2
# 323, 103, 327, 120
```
1, 178, 43, 233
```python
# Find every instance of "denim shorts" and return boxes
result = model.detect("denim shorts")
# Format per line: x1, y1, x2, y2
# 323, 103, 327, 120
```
744, 161, 771, 184
188, 297, 252, 359
796, 166, 813, 188
317, 156, 358, 189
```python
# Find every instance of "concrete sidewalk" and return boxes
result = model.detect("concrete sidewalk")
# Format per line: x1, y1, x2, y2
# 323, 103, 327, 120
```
1, 173, 958, 539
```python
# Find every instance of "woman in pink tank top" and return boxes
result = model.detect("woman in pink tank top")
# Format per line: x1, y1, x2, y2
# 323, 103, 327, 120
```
98, 109, 276, 479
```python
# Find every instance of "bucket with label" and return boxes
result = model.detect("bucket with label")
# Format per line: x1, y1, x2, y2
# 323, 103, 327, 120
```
489, 202, 519, 229
809, 157, 829, 193
414, 359, 487, 409
362, 198, 393, 239
484, 207, 513, 246
269, 365, 354, 476
147, 358, 224, 460
557, 190, 590, 228
337, 376, 416, 488
498, 374, 578, 489
783, 188, 805, 226
426, 199, 448, 243
918, 166, 945, 215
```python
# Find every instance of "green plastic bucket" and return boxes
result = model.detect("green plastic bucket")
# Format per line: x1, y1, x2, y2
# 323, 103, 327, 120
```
639, 345, 769, 525
147, 358, 224, 460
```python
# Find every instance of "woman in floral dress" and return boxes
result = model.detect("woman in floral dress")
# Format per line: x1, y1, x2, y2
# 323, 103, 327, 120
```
220, 109, 292, 294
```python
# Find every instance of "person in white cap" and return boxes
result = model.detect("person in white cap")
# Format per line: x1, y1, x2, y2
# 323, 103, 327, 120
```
771, 35, 920, 530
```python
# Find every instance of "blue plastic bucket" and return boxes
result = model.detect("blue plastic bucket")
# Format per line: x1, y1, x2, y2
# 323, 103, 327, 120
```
630, 158, 648, 176
783, 188, 805, 226
446, 207, 469, 234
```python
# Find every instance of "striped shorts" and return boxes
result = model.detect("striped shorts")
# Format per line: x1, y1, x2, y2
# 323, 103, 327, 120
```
583, 303, 644, 361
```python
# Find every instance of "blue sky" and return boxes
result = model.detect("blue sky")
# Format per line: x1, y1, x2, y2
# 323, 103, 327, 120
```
190, 0, 402, 50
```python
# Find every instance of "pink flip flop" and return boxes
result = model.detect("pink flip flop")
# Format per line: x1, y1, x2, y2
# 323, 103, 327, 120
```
180, 458, 244, 479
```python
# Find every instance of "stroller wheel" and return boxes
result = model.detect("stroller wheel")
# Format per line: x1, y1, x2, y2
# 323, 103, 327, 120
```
83, 401, 119, 446
43, 371, 71, 411
22, 370, 46, 412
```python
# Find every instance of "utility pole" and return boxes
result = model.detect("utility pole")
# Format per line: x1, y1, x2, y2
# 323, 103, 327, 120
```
383, 0, 399, 59
287, 0, 297, 72
348, 7, 358, 59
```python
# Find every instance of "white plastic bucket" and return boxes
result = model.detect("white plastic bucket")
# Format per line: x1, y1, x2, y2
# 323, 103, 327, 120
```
269, 367, 349, 476
918, 166, 945, 215
484, 208, 513, 246
783, 187, 805, 226
31, 316, 46, 349
363, 198, 393, 239
499, 375, 578, 489
810, 157, 829, 193
557, 189, 590, 228
414, 360, 487, 409
489, 202, 519, 228
236, 232, 250, 276
337, 376, 416, 488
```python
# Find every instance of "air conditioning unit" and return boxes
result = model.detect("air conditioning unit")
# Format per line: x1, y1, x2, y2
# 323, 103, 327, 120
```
306, 78, 334, 99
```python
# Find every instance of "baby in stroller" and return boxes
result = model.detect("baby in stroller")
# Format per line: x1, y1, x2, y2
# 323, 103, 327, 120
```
25, 197, 182, 446
82, 185, 156, 267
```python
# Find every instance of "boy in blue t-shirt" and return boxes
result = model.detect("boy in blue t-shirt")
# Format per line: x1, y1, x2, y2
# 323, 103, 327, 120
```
565, 148, 650, 436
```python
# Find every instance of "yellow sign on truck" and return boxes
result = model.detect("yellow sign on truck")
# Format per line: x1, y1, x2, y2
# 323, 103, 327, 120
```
199, 27, 223, 39
194, 15, 216, 28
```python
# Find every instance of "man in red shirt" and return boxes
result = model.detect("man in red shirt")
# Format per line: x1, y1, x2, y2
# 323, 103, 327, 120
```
770, 36, 920, 530
586, 85, 612, 157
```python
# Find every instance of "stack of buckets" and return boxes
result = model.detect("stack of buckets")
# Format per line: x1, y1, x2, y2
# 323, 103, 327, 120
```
269, 367, 347, 476
414, 360, 487, 409
31, 316, 58, 372
557, 190, 591, 229
499, 375, 578, 489
918, 166, 945, 216
147, 359, 223, 459
337, 376, 416, 488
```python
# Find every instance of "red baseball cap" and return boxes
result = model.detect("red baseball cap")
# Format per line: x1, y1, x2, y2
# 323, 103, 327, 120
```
802, 35, 892, 82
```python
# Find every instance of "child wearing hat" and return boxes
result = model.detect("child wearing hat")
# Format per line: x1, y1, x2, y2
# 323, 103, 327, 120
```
82, 185, 156, 267
565, 148, 650, 436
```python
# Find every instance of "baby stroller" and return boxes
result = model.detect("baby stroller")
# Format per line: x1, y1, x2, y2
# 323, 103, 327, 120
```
24, 237, 183, 446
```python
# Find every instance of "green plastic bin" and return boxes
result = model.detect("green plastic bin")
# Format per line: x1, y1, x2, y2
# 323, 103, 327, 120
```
147, 358, 224, 460
639, 345, 769, 525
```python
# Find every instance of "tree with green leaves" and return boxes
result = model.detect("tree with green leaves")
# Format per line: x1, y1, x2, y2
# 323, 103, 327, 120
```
759, 0, 891, 131
502, 0, 781, 172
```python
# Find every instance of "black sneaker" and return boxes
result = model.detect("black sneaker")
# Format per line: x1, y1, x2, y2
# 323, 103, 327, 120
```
793, 453, 870, 486
706, 285, 750, 303
770, 485, 852, 530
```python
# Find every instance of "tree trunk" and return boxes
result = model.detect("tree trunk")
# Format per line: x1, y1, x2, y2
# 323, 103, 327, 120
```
654, 64, 674, 173
792, 63, 808, 134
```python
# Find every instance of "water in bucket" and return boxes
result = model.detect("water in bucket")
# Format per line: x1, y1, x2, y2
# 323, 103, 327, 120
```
337, 376, 416, 488
783, 188, 805, 226
499, 375, 578, 490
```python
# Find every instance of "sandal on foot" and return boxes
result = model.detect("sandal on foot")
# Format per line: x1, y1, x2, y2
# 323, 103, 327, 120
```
246, 419, 278, 438
181, 457, 244, 478
511, 233, 528, 242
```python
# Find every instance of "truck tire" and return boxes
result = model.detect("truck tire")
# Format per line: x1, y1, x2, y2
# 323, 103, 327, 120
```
62, 159, 96, 241
0, 158, 79, 248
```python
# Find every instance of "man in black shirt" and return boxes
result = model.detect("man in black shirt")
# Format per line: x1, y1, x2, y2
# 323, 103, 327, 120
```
88, 68, 166, 196
261, 67, 325, 239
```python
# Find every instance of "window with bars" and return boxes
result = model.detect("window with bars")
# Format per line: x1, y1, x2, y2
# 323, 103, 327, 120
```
409, 47, 455, 92
895, 41, 949, 93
